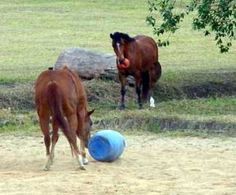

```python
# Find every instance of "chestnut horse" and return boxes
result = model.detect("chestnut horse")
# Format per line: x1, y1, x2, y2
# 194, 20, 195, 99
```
110, 32, 162, 109
35, 67, 94, 171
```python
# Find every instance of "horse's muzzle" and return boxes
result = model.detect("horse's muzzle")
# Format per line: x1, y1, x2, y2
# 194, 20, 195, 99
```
117, 58, 125, 65
119, 59, 125, 64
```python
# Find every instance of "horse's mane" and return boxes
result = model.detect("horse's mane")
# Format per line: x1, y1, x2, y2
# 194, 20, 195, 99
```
111, 32, 135, 42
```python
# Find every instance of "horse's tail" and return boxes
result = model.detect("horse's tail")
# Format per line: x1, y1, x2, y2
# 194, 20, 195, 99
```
46, 81, 76, 153
141, 71, 150, 101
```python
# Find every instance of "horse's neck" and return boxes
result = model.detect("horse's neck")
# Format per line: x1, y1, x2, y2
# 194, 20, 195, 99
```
124, 41, 136, 56
125, 41, 140, 60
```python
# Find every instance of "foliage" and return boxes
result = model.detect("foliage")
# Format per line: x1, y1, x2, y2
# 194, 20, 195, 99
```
146, 0, 236, 53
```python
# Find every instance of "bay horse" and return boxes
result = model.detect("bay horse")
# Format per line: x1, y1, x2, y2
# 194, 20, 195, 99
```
110, 32, 162, 109
35, 66, 94, 171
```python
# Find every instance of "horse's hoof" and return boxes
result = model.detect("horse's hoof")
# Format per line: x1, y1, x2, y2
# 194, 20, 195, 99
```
83, 158, 89, 165
43, 167, 50, 171
79, 166, 86, 170
119, 105, 125, 110
138, 105, 143, 109
49, 159, 54, 165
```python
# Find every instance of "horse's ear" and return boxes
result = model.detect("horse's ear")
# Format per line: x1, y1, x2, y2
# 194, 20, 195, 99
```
88, 109, 95, 116
110, 33, 114, 39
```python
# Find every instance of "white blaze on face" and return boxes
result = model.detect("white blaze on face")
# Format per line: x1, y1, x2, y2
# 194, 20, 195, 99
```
116, 42, 121, 49
150, 96, 155, 108
116, 42, 120, 54
116, 42, 124, 60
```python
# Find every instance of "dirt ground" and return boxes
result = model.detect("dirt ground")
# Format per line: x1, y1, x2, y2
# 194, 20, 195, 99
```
0, 133, 236, 195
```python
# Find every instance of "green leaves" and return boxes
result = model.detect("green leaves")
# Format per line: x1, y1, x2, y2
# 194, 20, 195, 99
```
146, 0, 185, 47
146, 0, 236, 53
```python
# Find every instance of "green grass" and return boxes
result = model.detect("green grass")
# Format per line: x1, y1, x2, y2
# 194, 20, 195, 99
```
158, 97, 236, 116
91, 96, 236, 123
0, 0, 235, 83
0, 108, 38, 134
1, 96, 235, 135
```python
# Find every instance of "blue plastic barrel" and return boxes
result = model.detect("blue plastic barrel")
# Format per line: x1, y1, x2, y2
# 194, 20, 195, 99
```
88, 130, 126, 162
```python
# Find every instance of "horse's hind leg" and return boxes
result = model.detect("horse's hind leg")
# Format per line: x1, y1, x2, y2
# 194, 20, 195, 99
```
38, 114, 51, 171
148, 75, 156, 108
135, 74, 143, 109
149, 61, 162, 107
141, 71, 150, 102
67, 114, 85, 170
136, 86, 142, 109
50, 119, 59, 165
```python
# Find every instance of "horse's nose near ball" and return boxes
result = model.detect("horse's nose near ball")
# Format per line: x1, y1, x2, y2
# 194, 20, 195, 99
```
119, 59, 125, 64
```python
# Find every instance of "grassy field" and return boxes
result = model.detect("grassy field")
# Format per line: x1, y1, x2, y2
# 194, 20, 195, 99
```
0, 0, 235, 135
0, 0, 235, 83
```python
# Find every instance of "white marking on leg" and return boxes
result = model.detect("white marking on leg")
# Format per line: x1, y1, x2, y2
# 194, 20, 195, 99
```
80, 140, 88, 165
77, 155, 86, 170
50, 144, 56, 164
150, 96, 155, 107
83, 157, 89, 165
44, 155, 51, 171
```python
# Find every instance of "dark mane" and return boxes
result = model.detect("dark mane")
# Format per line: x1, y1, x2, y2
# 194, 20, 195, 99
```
111, 32, 135, 43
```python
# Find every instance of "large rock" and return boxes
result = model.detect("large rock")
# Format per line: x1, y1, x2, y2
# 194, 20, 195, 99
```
54, 48, 118, 80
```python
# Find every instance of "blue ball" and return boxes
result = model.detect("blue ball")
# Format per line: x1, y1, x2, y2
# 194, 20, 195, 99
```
88, 130, 126, 162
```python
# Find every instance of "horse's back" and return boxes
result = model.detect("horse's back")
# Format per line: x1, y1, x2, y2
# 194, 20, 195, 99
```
35, 68, 85, 114
36, 68, 84, 94
134, 35, 159, 66
135, 35, 157, 49
36, 69, 72, 99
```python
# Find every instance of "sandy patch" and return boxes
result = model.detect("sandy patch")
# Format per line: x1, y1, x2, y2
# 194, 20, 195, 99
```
0, 133, 236, 195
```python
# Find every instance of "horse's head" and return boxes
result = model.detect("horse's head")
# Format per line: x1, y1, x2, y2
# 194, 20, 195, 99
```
79, 109, 95, 148
110, 32, 134, 65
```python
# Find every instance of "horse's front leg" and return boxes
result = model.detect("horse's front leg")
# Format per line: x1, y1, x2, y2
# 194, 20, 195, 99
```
67, 114, 85, 170
80, 139, 89, 165
119, 73, 127, 110
135, 74, 142, 109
